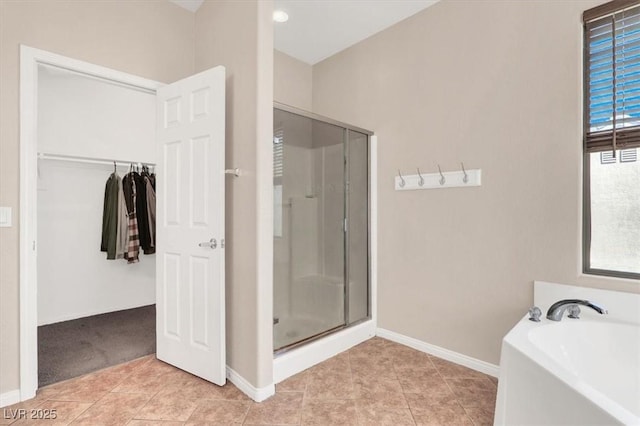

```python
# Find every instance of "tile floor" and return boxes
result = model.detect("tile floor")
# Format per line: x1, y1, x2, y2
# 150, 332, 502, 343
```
1, 337, 497, 425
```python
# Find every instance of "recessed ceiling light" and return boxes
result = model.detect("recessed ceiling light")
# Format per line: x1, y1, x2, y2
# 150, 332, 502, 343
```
273, 10, 289, 23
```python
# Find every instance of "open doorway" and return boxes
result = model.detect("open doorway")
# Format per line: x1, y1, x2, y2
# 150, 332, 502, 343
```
20, 46, 227, 400
35, 61, 159, 387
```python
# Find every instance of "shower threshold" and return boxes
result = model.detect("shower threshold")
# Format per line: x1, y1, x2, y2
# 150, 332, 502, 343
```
273, 316, 371, 355
273, 318, 375, 384
274, 324, 345, 355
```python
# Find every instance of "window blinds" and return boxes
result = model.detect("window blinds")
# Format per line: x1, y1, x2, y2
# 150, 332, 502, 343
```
273, 129, 284, 179
585, 1, 640, 152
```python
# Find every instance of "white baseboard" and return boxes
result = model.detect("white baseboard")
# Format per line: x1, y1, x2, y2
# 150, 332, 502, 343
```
38, 302, 156, 326
273, 320, 376, 384
0, 390, 21, 408
226, 367, 274, 403
376, 328, 500, 378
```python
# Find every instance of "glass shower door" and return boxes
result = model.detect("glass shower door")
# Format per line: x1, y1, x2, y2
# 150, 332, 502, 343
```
346, 130, 369, 324
273, 109, 346, 351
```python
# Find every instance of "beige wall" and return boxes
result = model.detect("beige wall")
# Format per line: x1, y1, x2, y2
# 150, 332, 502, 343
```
0, 0, 195, 395
274, 50, 312, 110
195, 0, 274, 388
312, 0, 639, 366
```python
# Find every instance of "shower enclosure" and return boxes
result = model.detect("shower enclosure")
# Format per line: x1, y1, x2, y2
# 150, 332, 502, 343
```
273, 104, 371, 352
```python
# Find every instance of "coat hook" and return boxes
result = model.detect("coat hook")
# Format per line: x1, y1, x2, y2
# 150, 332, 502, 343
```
398, 169, 405, 188
437, 164, 445, 185
113, 161, 117, 173
461, 162, 468, 183
417, 167, 424, 187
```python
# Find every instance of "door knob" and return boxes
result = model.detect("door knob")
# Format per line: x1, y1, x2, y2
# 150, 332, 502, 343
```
198, 238, 217, 249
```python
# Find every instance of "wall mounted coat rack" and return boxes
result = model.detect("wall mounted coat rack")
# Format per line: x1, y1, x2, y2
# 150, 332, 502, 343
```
395, 164, 481, 191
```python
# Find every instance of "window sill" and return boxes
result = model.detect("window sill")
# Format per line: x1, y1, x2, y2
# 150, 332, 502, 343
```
579, 271, 640, 284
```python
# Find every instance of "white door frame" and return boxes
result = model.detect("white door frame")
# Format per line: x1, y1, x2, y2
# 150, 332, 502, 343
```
19, 45, 163, 401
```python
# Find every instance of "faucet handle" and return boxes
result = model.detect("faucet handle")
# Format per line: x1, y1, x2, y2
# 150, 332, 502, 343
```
528, 306, 542, 322
567, 305, 581, 319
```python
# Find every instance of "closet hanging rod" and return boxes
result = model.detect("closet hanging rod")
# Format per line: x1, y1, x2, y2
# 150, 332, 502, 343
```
38, 62, 157, 95
37, 152, 156, 167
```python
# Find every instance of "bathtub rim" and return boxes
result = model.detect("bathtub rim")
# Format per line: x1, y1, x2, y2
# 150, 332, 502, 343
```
498, 314, 639, 425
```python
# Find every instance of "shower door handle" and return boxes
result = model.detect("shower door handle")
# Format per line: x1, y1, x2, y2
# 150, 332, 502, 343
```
198, 238, 217, 249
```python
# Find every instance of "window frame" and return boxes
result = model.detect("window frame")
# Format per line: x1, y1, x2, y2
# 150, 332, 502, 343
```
582, 154, 640, 280
582, 1, 640, 280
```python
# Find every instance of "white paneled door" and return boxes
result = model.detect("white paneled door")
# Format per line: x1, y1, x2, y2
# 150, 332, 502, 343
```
156, 66, 226, 385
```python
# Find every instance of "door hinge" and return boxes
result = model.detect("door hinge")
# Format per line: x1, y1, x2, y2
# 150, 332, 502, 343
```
343, 218, 347, 232
32, 240, 36, 251
221, 238, 225, 249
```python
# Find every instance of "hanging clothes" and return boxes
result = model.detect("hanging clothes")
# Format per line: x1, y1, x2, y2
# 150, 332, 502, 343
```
149, 172, 156, 191
136, 171, 153, 254
144, 172, 156, 251
115, 177, 129, 259
123, 171, 140, 263
100, 172, 120, 260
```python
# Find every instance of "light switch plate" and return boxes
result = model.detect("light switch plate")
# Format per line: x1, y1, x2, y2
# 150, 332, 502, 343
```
0, 207, 12, 227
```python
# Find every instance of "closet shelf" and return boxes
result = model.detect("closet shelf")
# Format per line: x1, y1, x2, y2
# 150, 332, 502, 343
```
38, 152, 155, 167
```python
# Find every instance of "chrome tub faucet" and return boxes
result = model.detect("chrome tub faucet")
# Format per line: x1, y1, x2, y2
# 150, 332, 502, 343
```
546, 299, 608, 321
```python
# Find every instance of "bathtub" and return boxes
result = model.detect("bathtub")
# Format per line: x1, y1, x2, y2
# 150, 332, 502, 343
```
495, 281, 640, 426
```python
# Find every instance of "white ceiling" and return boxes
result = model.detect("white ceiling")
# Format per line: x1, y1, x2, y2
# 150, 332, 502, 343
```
169, 0, 439, 65
169, 0, 204, 13
274, 0, 439, 64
